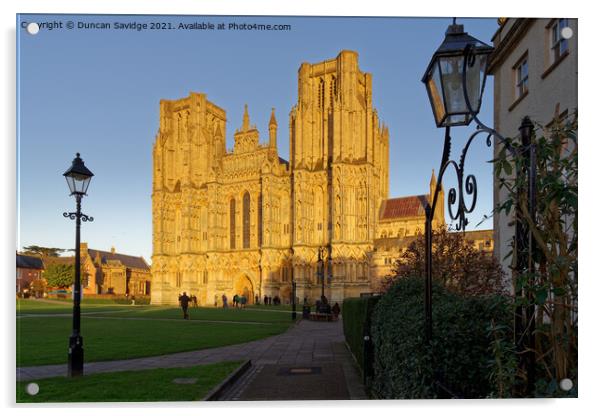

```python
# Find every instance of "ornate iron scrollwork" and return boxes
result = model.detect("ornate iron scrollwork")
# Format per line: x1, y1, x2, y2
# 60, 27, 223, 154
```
63, 211, 94, 222
429, 45, 516, 231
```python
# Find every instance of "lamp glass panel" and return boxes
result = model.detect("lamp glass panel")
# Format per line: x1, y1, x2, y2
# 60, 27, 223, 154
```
426, 62, 445, 125
80, 176, 91, 194
465, 53, 487, 113
65, 173, 91, 194
65, 176, 76, 194
440, 55, 468, 117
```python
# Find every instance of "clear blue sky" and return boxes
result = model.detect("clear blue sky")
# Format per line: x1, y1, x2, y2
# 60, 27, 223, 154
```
17, 14, 498, 262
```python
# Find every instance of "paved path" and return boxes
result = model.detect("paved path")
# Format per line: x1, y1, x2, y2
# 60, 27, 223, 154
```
16, 319, 367, 400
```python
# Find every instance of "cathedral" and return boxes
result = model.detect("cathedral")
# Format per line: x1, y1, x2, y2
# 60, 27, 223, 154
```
150, 50, 444, 306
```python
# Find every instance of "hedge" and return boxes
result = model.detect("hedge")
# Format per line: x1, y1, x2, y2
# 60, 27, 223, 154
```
370, 276, 512, 399
342, 296, 381, 381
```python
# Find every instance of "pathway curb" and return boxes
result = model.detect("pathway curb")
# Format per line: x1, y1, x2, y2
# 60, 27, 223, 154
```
203, 359, 252, 401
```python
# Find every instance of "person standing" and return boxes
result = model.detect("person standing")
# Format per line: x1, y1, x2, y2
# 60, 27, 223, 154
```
222, 293, 228, 308
241, 295, 247, 308
332, 302, 341, 319
233, 294, 239, 309
178, 292, 191, 320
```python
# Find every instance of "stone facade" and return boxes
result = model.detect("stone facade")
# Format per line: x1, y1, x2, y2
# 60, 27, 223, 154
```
151, 50, 444, 305
80, 243, 151, 296
488, 18, 577, 277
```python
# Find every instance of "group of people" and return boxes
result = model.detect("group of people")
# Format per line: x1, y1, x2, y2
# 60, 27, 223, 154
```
301, 295, 341, 319
215, 293, 251, 309
263, 295, 281, 306
179, 291, 341, 320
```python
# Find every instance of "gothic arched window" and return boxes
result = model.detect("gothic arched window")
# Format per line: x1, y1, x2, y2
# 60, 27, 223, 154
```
243, 192, 251, 249
229, 198, 236, 249
318, 78, 325, 109
330, 75, 337, 107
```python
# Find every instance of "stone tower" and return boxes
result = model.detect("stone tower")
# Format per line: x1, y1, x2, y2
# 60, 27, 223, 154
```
288, 50, 389, 301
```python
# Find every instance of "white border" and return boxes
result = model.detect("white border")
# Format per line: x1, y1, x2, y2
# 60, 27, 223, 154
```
2, 1, 598, 415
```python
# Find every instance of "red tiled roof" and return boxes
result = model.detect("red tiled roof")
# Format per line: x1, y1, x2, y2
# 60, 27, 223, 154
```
380, 195, 428, 220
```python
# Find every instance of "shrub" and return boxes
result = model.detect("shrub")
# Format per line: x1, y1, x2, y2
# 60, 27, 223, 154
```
48, 294, 151, 305
370, 276, 512, 399
383, 226, 506, 296
43, 263, 75, 288
493, 113, 577, 393
83, 295, 151, 305
342, 296, 380, 380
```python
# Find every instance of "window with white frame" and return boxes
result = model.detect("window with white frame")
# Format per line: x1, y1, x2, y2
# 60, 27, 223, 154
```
515, 56, 528, 99
550, 19, 569, 63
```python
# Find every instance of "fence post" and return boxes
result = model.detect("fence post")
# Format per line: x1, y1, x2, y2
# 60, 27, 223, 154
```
516, 116, 536, 395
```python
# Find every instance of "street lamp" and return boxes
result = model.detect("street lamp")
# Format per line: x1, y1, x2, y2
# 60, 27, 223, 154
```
291, 276, 297, 321
421, 20, 507, 344
63, 153, 94, 377
422, 19, 493, 128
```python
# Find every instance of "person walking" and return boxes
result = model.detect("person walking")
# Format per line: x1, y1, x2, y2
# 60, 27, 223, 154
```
233, 294, 239, 309
222, 293, 228, 308
241, 295, 247, 308
178, 292, 191, 320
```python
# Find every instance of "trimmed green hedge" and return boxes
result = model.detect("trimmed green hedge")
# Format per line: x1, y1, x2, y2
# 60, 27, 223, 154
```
342, 296, 380, 380
370, 276, 512, 399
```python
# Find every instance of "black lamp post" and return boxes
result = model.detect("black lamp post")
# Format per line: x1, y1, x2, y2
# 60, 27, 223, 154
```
317, 247, 326, 298
63, 153, 94, 377
291, 277, 297, 321
421, 20, 504, 344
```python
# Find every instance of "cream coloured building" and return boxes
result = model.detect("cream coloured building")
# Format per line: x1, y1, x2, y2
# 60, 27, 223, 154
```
488, 18, 577, 276
151, 50, 444, 305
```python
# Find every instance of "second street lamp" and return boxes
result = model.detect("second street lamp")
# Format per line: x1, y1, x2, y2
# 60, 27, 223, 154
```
317, 247, 325, 298
63, 153, 94, 377
291, 277, 297, 321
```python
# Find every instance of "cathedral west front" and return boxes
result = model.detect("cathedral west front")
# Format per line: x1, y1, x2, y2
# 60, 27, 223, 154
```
150, 50, 444, 305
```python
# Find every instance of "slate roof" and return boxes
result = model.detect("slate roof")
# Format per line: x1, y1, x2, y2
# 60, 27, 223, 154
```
16, 254, 44, 270
379, 195, 429, 220
88, 249, 150, 271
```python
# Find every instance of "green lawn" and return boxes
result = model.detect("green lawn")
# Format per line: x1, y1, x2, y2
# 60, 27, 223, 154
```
17, 299, 129, 315
17, 361, 241, 402
246, 303, 296, 311
17, 301, 294, 367
101, 305, 296, 323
